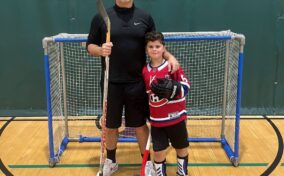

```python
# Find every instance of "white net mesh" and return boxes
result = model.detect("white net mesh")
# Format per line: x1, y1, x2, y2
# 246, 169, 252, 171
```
43, 31, 243, 163
163, 32, 241, 151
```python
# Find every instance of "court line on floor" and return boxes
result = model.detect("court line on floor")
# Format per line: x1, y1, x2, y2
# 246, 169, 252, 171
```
1, 116, 283, 122
260, 115, 283, 176
2, 116, 283, 173
0, 116, 15, 176
8, 162, 282, 168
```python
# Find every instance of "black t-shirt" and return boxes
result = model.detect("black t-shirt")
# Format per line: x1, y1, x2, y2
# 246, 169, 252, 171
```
87, 4, 156, 83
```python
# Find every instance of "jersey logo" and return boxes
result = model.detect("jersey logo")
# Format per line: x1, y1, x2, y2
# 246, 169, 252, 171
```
149, 92, 168, 107
134, 22, 141, 26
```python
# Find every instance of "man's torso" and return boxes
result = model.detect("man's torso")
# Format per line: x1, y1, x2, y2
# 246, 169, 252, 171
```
87, 4, 155, 83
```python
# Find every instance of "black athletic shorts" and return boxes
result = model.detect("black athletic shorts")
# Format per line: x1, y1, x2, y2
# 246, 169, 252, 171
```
151, 120, 189, 152
106, 80, 149, 128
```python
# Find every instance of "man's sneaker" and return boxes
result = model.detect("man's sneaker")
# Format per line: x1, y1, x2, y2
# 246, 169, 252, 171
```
102, 158, 118, 176
145, 161, 156, 176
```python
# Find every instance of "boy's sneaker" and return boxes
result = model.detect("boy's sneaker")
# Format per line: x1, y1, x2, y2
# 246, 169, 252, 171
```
145, 161, 156, 176
102, 158, 118, 176
176, 157, 188, 176
154, 162, 166, 176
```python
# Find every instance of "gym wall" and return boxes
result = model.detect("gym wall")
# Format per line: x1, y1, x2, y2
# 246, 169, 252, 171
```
0, 0, 283, 116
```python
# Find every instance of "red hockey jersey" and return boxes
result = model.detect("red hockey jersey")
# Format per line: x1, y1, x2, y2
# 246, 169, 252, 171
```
142, 60, 190, 127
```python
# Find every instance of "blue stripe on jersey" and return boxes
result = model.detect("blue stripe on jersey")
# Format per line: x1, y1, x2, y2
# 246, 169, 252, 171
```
181, 84, 189, 96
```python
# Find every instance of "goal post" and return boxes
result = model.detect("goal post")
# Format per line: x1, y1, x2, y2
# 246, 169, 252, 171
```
42, 31, 245, 167
163, 31, 245, 166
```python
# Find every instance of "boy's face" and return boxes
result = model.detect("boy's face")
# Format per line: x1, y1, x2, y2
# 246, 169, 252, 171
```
146, 40, 165, 61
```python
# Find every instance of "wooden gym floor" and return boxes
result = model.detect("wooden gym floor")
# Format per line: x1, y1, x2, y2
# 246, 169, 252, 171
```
0, 116, 283, 176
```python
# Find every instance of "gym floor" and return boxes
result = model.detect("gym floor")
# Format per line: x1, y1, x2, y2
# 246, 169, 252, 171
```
0, 116, 283, 176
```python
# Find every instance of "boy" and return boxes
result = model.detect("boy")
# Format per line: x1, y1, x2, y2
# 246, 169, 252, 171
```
142, 31, 190, 176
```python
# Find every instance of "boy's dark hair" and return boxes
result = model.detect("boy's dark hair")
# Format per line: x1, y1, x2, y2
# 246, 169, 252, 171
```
145, 31, 165, 45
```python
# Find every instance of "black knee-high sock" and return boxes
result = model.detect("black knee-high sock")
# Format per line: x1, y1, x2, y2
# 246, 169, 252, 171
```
177, 155, 188, 160
107, 148, 117, 163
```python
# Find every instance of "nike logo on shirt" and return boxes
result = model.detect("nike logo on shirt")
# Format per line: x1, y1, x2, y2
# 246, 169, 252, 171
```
134, 22, 141, 25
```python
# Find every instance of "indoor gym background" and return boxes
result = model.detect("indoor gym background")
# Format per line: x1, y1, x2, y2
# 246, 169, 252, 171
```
0, 0, 284, 176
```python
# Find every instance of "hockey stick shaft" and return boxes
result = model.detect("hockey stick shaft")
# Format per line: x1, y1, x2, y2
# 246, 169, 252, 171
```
96, 0, 111, 175
140, 131, 151, 176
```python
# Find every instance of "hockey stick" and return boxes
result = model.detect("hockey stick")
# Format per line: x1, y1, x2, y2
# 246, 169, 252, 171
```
140, 129, 152, 176
96, 0, 111, 175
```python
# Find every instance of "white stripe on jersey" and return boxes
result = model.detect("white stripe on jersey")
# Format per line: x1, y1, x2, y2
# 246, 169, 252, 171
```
150, 110, 187, 122
181, 81, 190, 89
167, 97, 186, 104
157, 60, 168, 71
147, 60, 168, 72
181, 85, 184, 97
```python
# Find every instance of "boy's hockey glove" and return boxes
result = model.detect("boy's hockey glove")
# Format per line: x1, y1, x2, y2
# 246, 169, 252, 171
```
151, 78, 181, 100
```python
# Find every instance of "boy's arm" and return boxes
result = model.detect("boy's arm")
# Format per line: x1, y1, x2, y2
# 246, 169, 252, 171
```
176, 68, 190, 98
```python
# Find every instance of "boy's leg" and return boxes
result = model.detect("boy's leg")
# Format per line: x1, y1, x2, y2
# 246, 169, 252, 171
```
154, 158, 167, 176
176, 149, 188, 176
152, 126, 169, 176
165, 120, 189, 176
149, 125, 171, 176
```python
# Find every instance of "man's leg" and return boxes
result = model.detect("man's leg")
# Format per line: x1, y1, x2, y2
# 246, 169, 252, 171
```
106, 128, 119, 161
135, 124, 149, 153
136, 125, 156, 176
102, 128, 119, 176
103, 83, 124, 175
124, 81, 155, 175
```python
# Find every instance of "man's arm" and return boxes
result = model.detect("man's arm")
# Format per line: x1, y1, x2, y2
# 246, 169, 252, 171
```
163, 49, 180, 74
87, 42, 113, 57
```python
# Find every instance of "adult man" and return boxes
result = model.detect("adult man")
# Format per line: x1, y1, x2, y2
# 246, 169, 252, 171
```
87, 0, 179, 175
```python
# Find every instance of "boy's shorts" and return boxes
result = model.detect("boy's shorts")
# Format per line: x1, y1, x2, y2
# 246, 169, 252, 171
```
151, 120, 189, 151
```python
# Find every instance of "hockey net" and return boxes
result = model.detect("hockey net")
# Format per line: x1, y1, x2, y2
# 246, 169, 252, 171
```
43, 31, 245, 166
